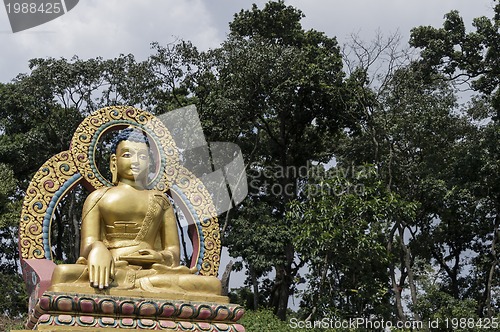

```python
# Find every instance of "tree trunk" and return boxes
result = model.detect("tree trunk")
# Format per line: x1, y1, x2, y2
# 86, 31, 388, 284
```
274, 266, 291, 320
175, 207, 190, 265
54, 208, 63, 261
387, 224, 405, 321
307, 253, 330, 321
249, 265, 259, 310
484, 214, 499, 317
399, 226, 423, 325
273, 241, 294, 320
221, 260, 234, 297
390, 265, 405, 321
69, 190, 80, 262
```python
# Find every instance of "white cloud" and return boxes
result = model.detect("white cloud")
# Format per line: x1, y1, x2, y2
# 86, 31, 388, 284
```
0, 0, 497, 82
0, 0, 221, 81
288, 0, 496, 45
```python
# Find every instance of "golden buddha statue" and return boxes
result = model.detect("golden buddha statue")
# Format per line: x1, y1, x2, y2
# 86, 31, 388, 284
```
49, 128, 226, 302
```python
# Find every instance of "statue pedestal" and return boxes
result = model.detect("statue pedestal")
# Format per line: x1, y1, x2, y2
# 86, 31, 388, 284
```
27, 292, 245, 331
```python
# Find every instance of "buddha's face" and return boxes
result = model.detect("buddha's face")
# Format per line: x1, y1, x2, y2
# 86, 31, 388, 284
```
112, 140, 150, 185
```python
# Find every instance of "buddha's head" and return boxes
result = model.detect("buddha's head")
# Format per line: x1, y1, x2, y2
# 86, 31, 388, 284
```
110, 127, 151, 188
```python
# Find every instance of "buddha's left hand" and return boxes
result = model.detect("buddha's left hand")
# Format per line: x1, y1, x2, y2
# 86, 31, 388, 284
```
119, 249, 164, 265
137, 249, 164, 263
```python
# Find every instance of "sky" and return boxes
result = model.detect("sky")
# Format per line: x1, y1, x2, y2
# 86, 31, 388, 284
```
0, 0, 497, 83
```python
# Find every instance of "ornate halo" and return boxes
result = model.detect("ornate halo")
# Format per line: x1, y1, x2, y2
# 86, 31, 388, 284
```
70, 106, 179, 191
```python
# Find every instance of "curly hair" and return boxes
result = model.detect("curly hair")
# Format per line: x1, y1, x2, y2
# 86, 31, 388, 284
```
111, 127, 150, 153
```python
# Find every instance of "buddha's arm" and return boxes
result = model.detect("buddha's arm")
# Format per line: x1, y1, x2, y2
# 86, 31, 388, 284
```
79, 189, 114, 289
160, 201, 181, 267
80, 190, 104, 258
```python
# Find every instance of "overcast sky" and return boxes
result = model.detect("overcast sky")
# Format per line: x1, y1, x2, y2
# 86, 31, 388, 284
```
0, 0, 497, 83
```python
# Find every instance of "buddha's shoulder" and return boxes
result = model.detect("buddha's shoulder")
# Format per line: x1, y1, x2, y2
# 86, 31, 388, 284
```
83, 186, 110, 203
93, 186, 112, 193
150, 190, 171, 209
82, 187, 113, 213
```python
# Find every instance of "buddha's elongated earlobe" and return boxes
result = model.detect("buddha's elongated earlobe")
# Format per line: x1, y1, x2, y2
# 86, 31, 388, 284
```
110, 154, 118, 185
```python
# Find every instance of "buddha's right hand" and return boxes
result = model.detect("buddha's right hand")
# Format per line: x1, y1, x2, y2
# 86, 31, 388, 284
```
87, 242, 115, 289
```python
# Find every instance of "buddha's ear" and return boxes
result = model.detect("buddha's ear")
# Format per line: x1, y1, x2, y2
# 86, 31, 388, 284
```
110, 154, 118, 185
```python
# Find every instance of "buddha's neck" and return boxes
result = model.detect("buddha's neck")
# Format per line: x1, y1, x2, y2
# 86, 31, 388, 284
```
117, 179, 146, 190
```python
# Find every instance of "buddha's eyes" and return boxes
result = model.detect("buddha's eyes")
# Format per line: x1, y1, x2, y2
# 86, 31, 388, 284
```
120, 151, 148, 160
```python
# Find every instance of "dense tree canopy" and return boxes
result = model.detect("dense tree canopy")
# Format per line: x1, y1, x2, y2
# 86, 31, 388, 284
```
192, 2, 359, 320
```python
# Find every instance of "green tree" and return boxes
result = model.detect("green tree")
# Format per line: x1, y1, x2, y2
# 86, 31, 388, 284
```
409, 3, 500, 116
334, 25, 496, 322
0, 163, 27, 316
166, 1, 360, 319
410, 4, 500, 317
288, 165, 417, 322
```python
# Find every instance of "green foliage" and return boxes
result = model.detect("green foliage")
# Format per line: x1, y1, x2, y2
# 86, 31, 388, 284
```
334, 34, 500, 318
0, 164, 26, 314
0, 315, 26, 332
164, 0, 361, 319
411, 276, 499, 332
288, 165, 417, 320
409, 4, 500, 319
229, 1, 304, 44
0, 272, 27, 317
239, 308, 295, 332
410, 2, 500, 117
229, 287, 262, 310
